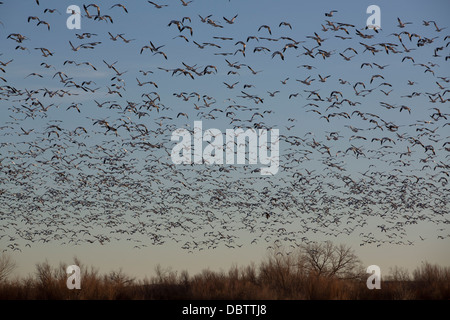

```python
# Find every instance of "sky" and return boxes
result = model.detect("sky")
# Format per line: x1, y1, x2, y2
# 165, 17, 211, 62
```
0, 0, 449, 281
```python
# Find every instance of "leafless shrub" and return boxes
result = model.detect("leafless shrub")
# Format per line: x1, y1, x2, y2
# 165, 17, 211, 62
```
1, 245, 449, 300
0, 253, 16, 283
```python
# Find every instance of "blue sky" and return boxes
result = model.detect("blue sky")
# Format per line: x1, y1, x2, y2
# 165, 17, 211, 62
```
0, 0, 449, 280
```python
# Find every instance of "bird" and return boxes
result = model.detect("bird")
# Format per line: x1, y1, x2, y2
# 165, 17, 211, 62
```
68, 41, 82, 51
180, 0, 193, 6
397, 17, 412, 28
147, 1, 168, 8
223, 14, 238, 24
432, 21, 446, 32
279, 21, 292, 29
280, 77, 289, 84
25, 72, 43, 78
20, 127, 34, 135
271, 51, 284, 60
307, 32, 326, 46
223, 82, 239, 89
402, 56, 415, 63
44, 8, 61, 14
258, 25, 272, 35
339, 53, 354, 61
373, 63, 388, 69
0, 2, 448, 257
136, 78, 158, 88
110, 4, 128, 13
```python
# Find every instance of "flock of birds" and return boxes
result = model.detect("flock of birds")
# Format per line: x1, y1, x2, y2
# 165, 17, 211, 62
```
0, 1, 449, 253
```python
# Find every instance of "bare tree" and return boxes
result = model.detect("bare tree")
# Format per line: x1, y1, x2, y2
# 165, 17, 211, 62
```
387, 266, 411, 281
300, 241, 363, 279
0, 253, 17, 282
107, 268, 135, 286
